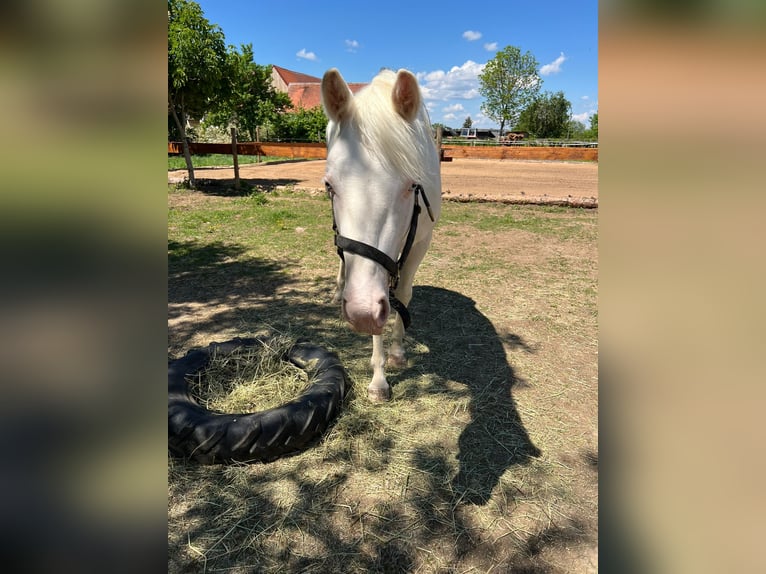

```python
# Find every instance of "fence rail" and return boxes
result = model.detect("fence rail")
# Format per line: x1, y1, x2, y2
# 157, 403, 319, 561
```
167, 141, 327, 159
168, 141, 598, 162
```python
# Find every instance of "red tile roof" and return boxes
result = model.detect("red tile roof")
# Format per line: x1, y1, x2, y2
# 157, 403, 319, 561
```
272, 65, 322, 86
287, 82, 367, 110
287, 84, 322, 110
273, 65, 367, 110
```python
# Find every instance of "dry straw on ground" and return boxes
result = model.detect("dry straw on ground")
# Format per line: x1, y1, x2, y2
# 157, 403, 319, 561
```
168, 186, 598, 573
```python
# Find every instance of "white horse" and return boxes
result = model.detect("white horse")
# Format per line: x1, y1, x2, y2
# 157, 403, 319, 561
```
321, 68, 441, 402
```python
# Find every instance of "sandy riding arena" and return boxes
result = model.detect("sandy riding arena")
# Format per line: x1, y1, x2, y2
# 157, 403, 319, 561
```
168, 158, 598, 207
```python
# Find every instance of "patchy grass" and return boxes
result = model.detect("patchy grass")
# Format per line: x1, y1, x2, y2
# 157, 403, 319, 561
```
168, 154, 305, 170
168, 187, 598, 573
439, 203, 596, 241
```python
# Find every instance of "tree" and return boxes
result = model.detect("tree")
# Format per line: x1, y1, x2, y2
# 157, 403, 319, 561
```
271, 106, 328, 142
566, 119, 587, 140
168, 0, 226, 187
479, 46, 542, 135
462, 116, 473, 129
516, 91, 572, 138
203, 44, 292, 142
584, 112, 598, 140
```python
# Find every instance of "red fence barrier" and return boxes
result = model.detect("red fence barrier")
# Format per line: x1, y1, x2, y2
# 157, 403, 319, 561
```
441, 145, 598, 162
168, 142, 598, 162
168, 141, 327, 159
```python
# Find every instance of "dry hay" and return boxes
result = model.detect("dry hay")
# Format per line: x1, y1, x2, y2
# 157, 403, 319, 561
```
168, 190, 598, 573
186, 334, 307, 414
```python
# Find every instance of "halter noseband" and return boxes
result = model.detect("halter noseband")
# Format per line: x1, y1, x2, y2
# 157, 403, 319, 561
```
330, 183, 434, 330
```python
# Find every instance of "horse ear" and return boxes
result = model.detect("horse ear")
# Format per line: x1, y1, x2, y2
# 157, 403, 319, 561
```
392, 69, 421, 122
322, 68, 355, 122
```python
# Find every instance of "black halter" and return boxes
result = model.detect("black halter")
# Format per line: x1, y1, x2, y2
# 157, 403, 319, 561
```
330, 183, 434, 330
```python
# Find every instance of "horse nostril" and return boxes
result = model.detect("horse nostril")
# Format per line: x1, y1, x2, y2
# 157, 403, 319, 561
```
375, 296, 389, 326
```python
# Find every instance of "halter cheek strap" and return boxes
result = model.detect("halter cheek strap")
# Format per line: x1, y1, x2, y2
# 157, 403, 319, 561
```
331, 183, 434, 330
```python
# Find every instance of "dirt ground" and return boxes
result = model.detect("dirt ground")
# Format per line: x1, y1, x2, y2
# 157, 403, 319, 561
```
168, 160, 598, 572
168, 158, 598, 206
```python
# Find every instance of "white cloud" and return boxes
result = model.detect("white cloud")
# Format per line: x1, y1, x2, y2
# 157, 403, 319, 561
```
572, 105, 597, 125
572, 112, 590, 124
416, 60, 485, 101
540, 52, 566, 76
462, 30, 482, 41
484, 42, 498, 51
472, 111, 491, 126
581, 95, 590, 100
345, 39, 359, 52
443, 103, 465, 113
443, 113, 457, 121
296, 48, 318, 61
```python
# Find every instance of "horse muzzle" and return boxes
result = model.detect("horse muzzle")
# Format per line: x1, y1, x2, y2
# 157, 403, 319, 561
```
341, 291, 390, 335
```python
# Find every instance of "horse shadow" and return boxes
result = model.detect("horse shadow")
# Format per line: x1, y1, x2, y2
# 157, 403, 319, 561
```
399, 286, 541, 505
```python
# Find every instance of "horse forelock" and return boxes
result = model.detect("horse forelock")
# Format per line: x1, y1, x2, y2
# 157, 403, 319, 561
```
326, 70, 438, 187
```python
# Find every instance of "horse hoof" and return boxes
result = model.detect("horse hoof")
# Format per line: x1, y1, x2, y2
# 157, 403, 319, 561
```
368, 386, 391, 402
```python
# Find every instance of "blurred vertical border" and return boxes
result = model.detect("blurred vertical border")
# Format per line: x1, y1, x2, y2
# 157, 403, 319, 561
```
0, 1, 166, 572
600, 1, 766, 573
1, 0, 765, 572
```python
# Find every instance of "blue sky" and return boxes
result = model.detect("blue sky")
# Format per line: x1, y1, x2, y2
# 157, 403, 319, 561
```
196, 0, 598, 129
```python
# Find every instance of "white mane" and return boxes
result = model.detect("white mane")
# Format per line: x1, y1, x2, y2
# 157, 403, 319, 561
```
326, 70, 438, 187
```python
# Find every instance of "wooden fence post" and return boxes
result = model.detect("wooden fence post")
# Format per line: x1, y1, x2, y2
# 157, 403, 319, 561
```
231, 127, 240, 190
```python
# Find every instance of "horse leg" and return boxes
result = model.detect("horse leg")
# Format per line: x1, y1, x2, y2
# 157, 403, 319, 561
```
367, 234, 433, 402
388, 234, 433, 369
387, 306, 408, 369
332, 259, 345, 304
368, 333, 390, 402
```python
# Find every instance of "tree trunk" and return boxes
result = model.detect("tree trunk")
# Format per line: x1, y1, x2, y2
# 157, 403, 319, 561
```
256, 126, 261, 163
230, 127, 240, 190
169, 100, 196, 187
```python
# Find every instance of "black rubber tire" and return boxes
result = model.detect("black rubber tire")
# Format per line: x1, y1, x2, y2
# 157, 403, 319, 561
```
168, 337, 350, 464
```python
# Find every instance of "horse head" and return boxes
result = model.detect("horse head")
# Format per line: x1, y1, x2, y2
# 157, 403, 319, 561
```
321, 68, 437, 336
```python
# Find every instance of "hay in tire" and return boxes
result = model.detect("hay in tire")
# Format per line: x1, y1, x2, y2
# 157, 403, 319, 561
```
168, 336, 350, 464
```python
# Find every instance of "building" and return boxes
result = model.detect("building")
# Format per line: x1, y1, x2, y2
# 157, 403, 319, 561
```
271, 65, 367, 110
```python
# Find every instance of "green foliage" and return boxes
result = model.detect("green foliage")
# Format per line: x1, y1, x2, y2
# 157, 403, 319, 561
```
168, 0, 227, 184
271, 106, 328, 142
479, 46, 542, 134
566, 119, 587, 139
203, 45, 292, 141
462, 116, 473, 129
584, 112, 598, 140
168, 0, 226, 121
515, 91, 572, 138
